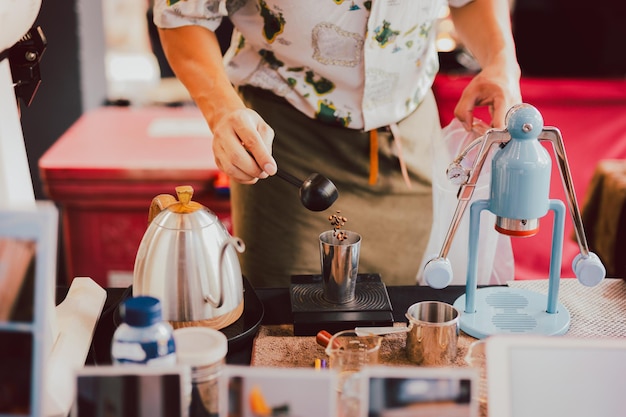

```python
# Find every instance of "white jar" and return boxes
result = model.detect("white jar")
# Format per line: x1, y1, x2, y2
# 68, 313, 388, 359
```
174, 327, 228, 417
111, 296, 176, 366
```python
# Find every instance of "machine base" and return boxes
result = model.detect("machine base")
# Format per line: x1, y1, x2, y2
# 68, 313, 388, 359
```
290, 274, 393, 336
453, 287, 570, 339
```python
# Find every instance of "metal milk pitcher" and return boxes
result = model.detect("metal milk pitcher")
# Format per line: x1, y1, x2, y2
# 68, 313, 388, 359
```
133, 185, 245, 330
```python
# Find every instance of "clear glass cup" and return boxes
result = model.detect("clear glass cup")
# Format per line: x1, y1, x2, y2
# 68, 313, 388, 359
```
325, 330, 382, 391
326, 329, 382, 417
465, 339, 488, 413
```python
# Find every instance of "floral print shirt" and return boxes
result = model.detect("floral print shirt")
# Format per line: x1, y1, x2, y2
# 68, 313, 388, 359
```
153, 0, 472, 131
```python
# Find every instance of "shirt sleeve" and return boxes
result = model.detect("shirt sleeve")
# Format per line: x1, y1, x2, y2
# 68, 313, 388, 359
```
152, 0, 224, 31
447, 0, 474, 8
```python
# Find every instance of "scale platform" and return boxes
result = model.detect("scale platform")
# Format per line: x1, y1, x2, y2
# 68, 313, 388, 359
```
453, 287, 571, 339
290, 274, 394, 336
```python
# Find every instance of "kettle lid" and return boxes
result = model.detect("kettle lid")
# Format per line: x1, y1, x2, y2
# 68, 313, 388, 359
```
148, 185, 221, 230
165, 185, 204, 214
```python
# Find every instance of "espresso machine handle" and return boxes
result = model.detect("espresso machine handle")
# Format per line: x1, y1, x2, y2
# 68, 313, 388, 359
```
538, 128, 606, 286
423, 129, 510, 289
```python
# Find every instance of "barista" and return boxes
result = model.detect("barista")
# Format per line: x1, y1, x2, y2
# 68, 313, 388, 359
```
152, 0, 522, 287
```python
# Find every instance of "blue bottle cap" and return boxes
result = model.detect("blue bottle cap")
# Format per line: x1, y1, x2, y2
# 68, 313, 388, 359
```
121, 296, 163, 327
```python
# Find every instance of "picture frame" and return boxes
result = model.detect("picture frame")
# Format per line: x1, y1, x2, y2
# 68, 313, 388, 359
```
358, 366, 479, 417
0, 202, 58, 417
220, 365, 338, 417
71, 365, 189, 417
486, 334, 626, 417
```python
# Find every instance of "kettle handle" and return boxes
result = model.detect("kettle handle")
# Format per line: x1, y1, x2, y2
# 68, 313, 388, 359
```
148, 194, 178, 223
202, 237, 246, 308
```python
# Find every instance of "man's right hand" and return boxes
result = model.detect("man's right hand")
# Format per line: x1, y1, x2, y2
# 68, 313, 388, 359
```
211, 108, 277, 184
156, 24, 278, 184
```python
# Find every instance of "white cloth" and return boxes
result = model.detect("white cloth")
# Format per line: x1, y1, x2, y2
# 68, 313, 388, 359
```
153, 0, 473, 131
417, 119, 515, 286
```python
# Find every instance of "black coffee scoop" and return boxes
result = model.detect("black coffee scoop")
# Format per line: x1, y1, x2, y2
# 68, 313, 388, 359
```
275, 169, 339, 211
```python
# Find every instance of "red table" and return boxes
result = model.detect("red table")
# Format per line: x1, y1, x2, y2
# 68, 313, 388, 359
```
39, 106, 230, 287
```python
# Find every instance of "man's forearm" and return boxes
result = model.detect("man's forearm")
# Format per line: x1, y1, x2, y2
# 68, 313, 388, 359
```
158, 25, 245, 129
449, 0, 519, 74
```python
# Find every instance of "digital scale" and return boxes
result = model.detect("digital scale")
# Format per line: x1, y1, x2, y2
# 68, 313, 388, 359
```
289, 273, 393, 336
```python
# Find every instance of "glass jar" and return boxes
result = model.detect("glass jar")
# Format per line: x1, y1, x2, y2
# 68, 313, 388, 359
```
173, 327, 228, 417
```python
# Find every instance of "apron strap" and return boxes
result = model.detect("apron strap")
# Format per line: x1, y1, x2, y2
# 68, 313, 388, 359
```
369, 124, 413, 188
368, 128, 379, 185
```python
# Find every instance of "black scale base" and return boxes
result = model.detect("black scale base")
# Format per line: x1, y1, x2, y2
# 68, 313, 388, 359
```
289, 273, 394, 336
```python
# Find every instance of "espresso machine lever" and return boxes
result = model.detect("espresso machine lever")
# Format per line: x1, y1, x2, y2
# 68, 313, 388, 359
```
423, 103, 606, 339
536, 128, 603, 281
426, 128, 510, 289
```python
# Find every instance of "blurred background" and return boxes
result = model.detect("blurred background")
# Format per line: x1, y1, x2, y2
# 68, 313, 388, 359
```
16, 0, 626, 284
22, 0, 626, 201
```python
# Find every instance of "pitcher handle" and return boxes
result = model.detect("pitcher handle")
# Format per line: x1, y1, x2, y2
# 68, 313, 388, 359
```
202, 237, 246, 308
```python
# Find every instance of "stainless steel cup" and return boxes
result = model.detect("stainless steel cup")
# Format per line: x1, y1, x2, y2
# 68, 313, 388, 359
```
319, 230, 361, 304
405, 301, 460, 366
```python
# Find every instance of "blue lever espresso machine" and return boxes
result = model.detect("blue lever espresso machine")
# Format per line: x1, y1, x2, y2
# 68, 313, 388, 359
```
423, 103, 606, 339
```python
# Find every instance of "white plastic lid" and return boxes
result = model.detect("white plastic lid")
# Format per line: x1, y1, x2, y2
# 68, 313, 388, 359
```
173, 327, 228, 366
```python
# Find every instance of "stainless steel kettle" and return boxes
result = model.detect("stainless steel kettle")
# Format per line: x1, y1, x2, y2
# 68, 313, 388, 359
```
132, 185, 245, 330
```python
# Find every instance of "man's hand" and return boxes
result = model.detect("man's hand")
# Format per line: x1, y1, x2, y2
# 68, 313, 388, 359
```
156, 25, 278, 184
454, 63, 522, 130
450, 0, 522, 131
211, 108, 277, 184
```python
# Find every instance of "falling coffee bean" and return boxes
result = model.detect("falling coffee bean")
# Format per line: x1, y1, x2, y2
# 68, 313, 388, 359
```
328, 210, 348, 241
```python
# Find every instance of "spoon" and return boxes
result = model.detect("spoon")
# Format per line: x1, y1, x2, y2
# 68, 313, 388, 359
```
354, 326, 410, 336
275, 168, 339, 211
